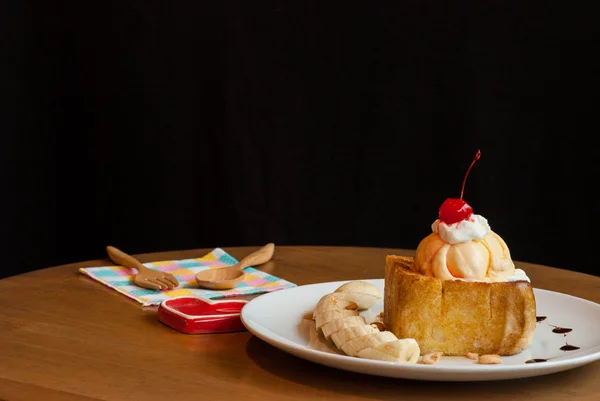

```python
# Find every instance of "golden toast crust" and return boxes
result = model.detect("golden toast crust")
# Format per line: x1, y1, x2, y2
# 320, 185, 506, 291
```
384, 255, 536, 356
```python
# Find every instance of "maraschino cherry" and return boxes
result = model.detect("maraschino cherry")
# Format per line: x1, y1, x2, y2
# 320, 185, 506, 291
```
439, 149, 481, 225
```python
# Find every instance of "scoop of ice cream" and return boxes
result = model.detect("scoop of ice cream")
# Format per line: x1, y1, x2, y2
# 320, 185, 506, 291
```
412, 215, 518, 282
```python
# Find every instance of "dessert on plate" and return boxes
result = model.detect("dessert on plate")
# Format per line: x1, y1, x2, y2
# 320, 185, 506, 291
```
384, 150, 536, 356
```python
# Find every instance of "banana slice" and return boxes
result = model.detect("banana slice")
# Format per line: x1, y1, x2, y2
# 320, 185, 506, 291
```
331, 324, 378, 349
321, 316, 367, 340
334, 281, 382, 310
340, 331, 398, 357
313, 293, 358, 318
309, 281, 420, 365
314, 309, 359, 331
357, 339, 421, 363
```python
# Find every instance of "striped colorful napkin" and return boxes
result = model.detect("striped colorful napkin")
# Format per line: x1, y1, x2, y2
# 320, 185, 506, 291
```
79, 248, 296, 306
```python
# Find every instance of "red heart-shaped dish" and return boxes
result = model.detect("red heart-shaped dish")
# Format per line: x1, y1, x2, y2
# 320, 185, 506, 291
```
158, 296, 248, 334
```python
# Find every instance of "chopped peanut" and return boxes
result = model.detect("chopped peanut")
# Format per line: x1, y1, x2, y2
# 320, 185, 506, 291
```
420, 352, 443, 365
465, 352, 479, 360
370, 322, 385, 331
478, 354, 502, 364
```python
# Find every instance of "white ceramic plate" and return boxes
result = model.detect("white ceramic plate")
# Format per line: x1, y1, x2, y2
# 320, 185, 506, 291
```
241, 279, 600, 381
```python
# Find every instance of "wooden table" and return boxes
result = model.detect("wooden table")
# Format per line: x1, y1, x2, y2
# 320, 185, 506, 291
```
1, 246, 599, 401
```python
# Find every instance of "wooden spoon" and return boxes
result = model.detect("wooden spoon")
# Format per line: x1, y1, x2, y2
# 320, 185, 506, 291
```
195, 243, 275, 290
106, 246, 179, 291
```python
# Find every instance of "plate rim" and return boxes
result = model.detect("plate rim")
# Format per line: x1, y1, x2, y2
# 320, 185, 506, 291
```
240, 278, 600, 375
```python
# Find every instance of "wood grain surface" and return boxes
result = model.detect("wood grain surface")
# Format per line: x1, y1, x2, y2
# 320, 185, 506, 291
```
1, 246, 599, 401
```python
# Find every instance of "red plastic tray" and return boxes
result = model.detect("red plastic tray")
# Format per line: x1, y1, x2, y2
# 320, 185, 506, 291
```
158, 296, 248, 334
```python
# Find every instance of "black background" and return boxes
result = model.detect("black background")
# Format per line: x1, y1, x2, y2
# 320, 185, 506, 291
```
1, 1, 599, 279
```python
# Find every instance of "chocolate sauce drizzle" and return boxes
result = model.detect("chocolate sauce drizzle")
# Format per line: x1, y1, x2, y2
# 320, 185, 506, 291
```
525, 316, 580, 363
552, 327, 573, 334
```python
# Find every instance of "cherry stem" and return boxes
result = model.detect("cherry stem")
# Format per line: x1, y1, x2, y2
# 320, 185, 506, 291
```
460, 149, 481, 200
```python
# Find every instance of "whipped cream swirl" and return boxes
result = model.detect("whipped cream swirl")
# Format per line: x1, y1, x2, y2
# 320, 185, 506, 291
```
505, 268, 531, 283
431, 214, 491, 244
